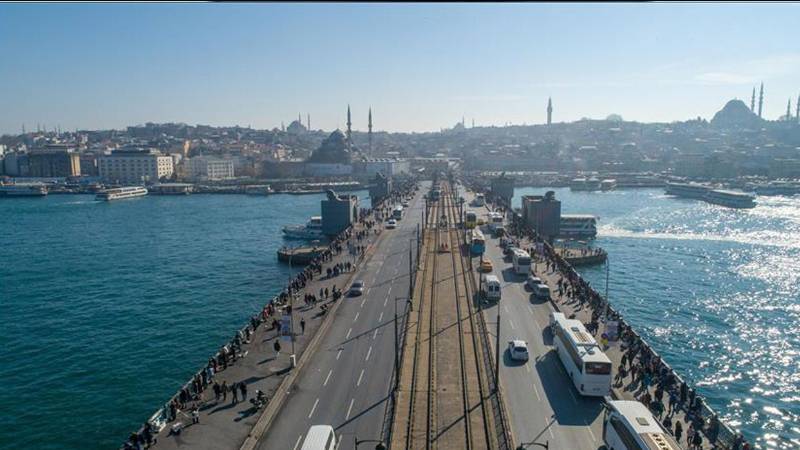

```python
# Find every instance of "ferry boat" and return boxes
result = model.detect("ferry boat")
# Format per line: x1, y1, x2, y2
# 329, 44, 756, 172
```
600, 179, 617, 191
704, 189, 756, 209
95, 186, 148, 201
0, 183, 48, 197
664, 182, 711, 199
753, 181, 800, 197
570, 177, 602, 191
559, 214, 598, 239
282, 216, 324, 240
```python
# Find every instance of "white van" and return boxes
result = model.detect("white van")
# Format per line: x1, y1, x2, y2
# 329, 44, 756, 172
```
532, 283, 551, 300
482, 274, 502, 301
301, 425, 336, 450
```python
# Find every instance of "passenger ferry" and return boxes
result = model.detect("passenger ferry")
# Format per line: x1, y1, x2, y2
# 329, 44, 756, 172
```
95, 186, 148, 201
559, 215, 598, 239
282, 216, 324, 240
705, 189, 756, 209
0, 183, 48, 197
600, 179, 617, 191
570, 177, 602, 191
752, 181, 800, 197
603, 400, 681, 450
664, 182, 711, 199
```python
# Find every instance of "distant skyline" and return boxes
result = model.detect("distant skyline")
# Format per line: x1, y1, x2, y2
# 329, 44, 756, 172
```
1, 3, 799, 135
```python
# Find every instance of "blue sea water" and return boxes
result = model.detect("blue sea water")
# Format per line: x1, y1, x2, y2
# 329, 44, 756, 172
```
512, 188, 800, 449
0, 191, 369, 450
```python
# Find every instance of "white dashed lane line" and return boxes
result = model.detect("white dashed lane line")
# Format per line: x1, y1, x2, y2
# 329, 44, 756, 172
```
308, 398, 319, 418
323, 369, 332, 387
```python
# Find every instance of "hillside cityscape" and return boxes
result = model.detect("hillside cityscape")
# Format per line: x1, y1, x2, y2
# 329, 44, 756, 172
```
2, 93, 800, 190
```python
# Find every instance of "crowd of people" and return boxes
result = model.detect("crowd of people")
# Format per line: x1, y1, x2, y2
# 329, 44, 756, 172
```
496, 197, 750, 450
124, 182, 419, 449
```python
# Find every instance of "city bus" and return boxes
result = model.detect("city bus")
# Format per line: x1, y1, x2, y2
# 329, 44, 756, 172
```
393, 205, 403, 220
602, 400, 681, 450
473, 193, 485, 207
511, 249, 532, 275
469, 227, 486, 256
551, 315, 613, 396
465, 211, 477, 229
487, 212, 504, 233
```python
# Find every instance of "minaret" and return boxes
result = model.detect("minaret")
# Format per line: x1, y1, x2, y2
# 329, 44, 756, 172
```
307, 113, 311, 130
298, 113, 302, 124
758, 82, 764, 118
787, 98, 792, 121
368, 107, 373, 156
471, 118, 475, 128
796, 93, 800, 123
281, 121, 285, 132
750, 87, 756, 112
547, 97, 553, 125
346, 105, 352, 143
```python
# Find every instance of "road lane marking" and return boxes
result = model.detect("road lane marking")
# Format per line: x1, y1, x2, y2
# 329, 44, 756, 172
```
336, 349, 343, 360
383, 297, 388, 307
293, 434, 303, 450
360, 298, 366, 308
525, 364, 530, 373
346, 398, 355, 420
509, 320, 516, 330
357, 368, 365, 386
378, 312, 384, 322
548, 427, 555, 439
504, 305, 509, 314
323, 369, 333, 387
387, 286, 392, 295
568, 387, 578, 404
353, 312, 360, 322
366, 346, 372, 361
532, 382, 541, 401
365, 288, 371, 296
346, 328, 352, 339
308, 398, 319, 418
373, 329, 379, 340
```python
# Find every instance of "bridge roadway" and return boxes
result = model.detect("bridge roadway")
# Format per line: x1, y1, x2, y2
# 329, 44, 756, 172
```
458, 186, 604, 450
257, 182, 429, 450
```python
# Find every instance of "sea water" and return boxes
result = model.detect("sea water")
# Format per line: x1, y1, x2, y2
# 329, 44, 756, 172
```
0, 191, 369, 450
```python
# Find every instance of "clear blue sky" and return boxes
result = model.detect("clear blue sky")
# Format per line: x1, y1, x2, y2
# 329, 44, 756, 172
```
1, 3, 798, 134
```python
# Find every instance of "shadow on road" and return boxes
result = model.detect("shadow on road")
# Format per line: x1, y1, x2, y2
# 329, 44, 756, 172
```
534, 350, 603, 426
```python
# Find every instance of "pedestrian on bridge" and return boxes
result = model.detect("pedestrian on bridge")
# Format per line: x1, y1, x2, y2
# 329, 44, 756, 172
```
300, 317, 306, 334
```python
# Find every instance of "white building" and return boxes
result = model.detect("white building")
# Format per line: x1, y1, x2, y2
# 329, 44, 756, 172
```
187, 156, 235, 181
98, 149, 174, 184
356, 158, 411, 177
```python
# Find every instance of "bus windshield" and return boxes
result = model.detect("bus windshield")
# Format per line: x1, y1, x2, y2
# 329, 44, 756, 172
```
585, 362, 612, 375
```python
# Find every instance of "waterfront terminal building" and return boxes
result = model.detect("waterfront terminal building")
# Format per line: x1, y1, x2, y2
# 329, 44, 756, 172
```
98, 148, 175, 185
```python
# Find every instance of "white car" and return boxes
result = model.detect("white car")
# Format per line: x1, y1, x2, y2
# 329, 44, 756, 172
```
402, 201, 409, 207
386, 219, 397, 229
349, 280, 365, 296
508, 340, 529, 361
526, 275, 543, 289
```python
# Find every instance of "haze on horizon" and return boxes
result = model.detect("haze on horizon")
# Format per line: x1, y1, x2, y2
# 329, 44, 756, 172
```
1, 2, 799, 135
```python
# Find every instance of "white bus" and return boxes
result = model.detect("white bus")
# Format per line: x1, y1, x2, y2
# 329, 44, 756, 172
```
301, 425, 337, 450
487, 212, 504, 233
511, 249, 532, 275
551, 315, 612, 396
393, 205, 403, 220
603, 400, 681, 450
473, 193, 485, 207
